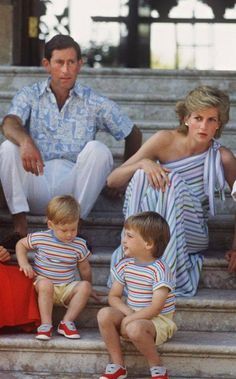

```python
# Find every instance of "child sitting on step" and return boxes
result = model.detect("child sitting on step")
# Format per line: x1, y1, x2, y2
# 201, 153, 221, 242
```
16, 195, 97, 340
98, 211, 177, 379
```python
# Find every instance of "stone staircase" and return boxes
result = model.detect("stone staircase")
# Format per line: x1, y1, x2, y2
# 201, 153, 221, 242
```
0, 67, 236, 378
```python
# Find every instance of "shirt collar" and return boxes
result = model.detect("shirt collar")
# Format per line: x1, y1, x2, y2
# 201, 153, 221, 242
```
40, 78, 83, 98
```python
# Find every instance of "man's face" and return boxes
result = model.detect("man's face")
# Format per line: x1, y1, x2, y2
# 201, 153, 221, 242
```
43, 47, 82, 91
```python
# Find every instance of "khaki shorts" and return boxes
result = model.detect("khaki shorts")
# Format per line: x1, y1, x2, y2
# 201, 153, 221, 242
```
121, 311, 177, 346
34, 276, 78, 307
152, 312, 177, 346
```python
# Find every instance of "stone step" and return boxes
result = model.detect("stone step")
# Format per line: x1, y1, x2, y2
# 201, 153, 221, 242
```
1, 67, 236, 152
51, 287, 236, 332
91, 249, 234, 290
0, 375, 229, 379
1, 67, 236, 97
0, 330, 236, 378
0, 209, 235, 250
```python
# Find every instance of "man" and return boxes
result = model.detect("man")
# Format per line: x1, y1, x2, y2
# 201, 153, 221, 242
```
225, 182, 236, 271
0, 35, 142, 245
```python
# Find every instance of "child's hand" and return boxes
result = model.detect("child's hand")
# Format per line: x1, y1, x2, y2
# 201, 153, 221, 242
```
19, 263, 35, 278
90, 288, 106, 303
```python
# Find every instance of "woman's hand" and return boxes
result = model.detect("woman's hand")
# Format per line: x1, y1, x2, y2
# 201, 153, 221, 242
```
0, 245, 11, 262
225, 249, 236, 272
140, 159, 171, 191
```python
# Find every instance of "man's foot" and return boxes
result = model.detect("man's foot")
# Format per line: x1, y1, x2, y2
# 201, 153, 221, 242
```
0, 232, 24, 253
57, 321, 80, 339
100, 364, 127, 379
35, 324, 53, 340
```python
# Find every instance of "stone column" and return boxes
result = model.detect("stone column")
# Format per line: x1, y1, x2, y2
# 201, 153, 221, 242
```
0, 0, 13, 65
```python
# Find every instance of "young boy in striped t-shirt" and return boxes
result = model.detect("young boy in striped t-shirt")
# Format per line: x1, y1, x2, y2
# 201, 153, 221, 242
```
98, 211, 177, 379
16, 195, 96, 340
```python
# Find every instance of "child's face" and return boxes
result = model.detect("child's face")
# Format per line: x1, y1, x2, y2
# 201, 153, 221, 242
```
122, 227, 154, 260
48, 220, 78, 243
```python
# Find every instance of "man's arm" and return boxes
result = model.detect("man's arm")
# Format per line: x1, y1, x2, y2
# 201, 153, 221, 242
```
1, 115, 44, 175
124, 125, 142, 161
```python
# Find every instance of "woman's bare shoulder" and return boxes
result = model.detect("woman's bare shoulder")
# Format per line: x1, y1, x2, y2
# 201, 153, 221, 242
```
149, 129, 178, 145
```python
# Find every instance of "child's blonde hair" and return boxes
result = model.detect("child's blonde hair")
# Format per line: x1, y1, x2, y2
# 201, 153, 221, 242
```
46, 195, 80, 225
124, 211, 170, 258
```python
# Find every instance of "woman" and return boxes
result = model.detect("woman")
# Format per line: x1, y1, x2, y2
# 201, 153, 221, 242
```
0, 245, 40, 331
107, 86, 236, 297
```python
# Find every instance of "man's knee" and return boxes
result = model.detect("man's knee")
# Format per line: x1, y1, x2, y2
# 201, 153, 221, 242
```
81, 141, 113, 166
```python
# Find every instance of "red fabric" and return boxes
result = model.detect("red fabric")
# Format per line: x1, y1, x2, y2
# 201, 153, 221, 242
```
0, 263, 40, 332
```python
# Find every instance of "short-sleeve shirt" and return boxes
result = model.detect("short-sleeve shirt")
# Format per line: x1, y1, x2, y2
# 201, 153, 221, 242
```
112, 257, 175, 315
27, 230, 90, 284
7, 78, 133, 162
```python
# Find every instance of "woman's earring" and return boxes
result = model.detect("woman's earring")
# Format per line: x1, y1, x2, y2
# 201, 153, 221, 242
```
185, 122, 188, 126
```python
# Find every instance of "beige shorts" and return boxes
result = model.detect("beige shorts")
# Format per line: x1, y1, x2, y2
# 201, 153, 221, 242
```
121, 311, 177, 346
152, 312, 177, 346
34, 276, 78, 307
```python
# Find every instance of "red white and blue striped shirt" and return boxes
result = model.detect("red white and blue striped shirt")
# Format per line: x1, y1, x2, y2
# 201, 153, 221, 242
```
112, 257, 175, 315
27, 230, 90, 284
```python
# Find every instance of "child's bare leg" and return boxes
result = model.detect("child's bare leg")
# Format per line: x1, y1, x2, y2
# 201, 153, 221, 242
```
97, 307, 125, 366
63, 280, 91, 321
126, 319, 161, 367
35, 278, 54, 324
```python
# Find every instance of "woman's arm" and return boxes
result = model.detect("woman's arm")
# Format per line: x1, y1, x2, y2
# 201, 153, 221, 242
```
220, 147, 236, 270
220, 147, 236, 188
107, 131, 172, 191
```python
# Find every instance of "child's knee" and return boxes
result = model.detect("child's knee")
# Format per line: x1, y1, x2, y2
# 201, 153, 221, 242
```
77, 280, 92, 296
36, 277, 53, 293
126, 320, 143, 341
97, 307, 112, 325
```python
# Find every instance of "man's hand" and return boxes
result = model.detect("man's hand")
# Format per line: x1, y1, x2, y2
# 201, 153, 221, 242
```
20, 138, 44, 175
0, 245, 11, 262
225, 249, 236, 272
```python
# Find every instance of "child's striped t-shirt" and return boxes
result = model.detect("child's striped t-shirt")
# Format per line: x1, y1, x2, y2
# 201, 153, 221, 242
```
112, 257, 175, 315
27, 230, 90, 284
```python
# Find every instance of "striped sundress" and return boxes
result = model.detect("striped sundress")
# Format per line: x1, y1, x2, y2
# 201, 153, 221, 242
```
109, 140, 225, 297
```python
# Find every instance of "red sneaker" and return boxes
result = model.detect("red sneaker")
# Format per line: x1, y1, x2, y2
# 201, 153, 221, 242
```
100, 363, 127, 379
151, 371, 169, 379
36, 324, 53, 340
57, 321, 80, 339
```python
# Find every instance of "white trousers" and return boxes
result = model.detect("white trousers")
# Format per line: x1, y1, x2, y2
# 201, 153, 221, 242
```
0, 140, 113, 218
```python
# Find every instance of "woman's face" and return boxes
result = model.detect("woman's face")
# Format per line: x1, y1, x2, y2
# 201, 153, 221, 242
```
185, 107, 220, 142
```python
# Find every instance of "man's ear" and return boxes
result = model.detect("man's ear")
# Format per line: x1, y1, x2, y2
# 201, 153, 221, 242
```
77, 58, 83, 74
42, 58, 51, 73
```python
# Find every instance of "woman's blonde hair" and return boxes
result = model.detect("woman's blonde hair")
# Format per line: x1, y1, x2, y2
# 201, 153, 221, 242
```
124, 211, 170, 258
46, 195, 80, 224
175, 85, 230, 138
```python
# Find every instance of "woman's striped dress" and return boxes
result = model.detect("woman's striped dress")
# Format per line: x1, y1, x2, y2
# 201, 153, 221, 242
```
109, 141, 225, 297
